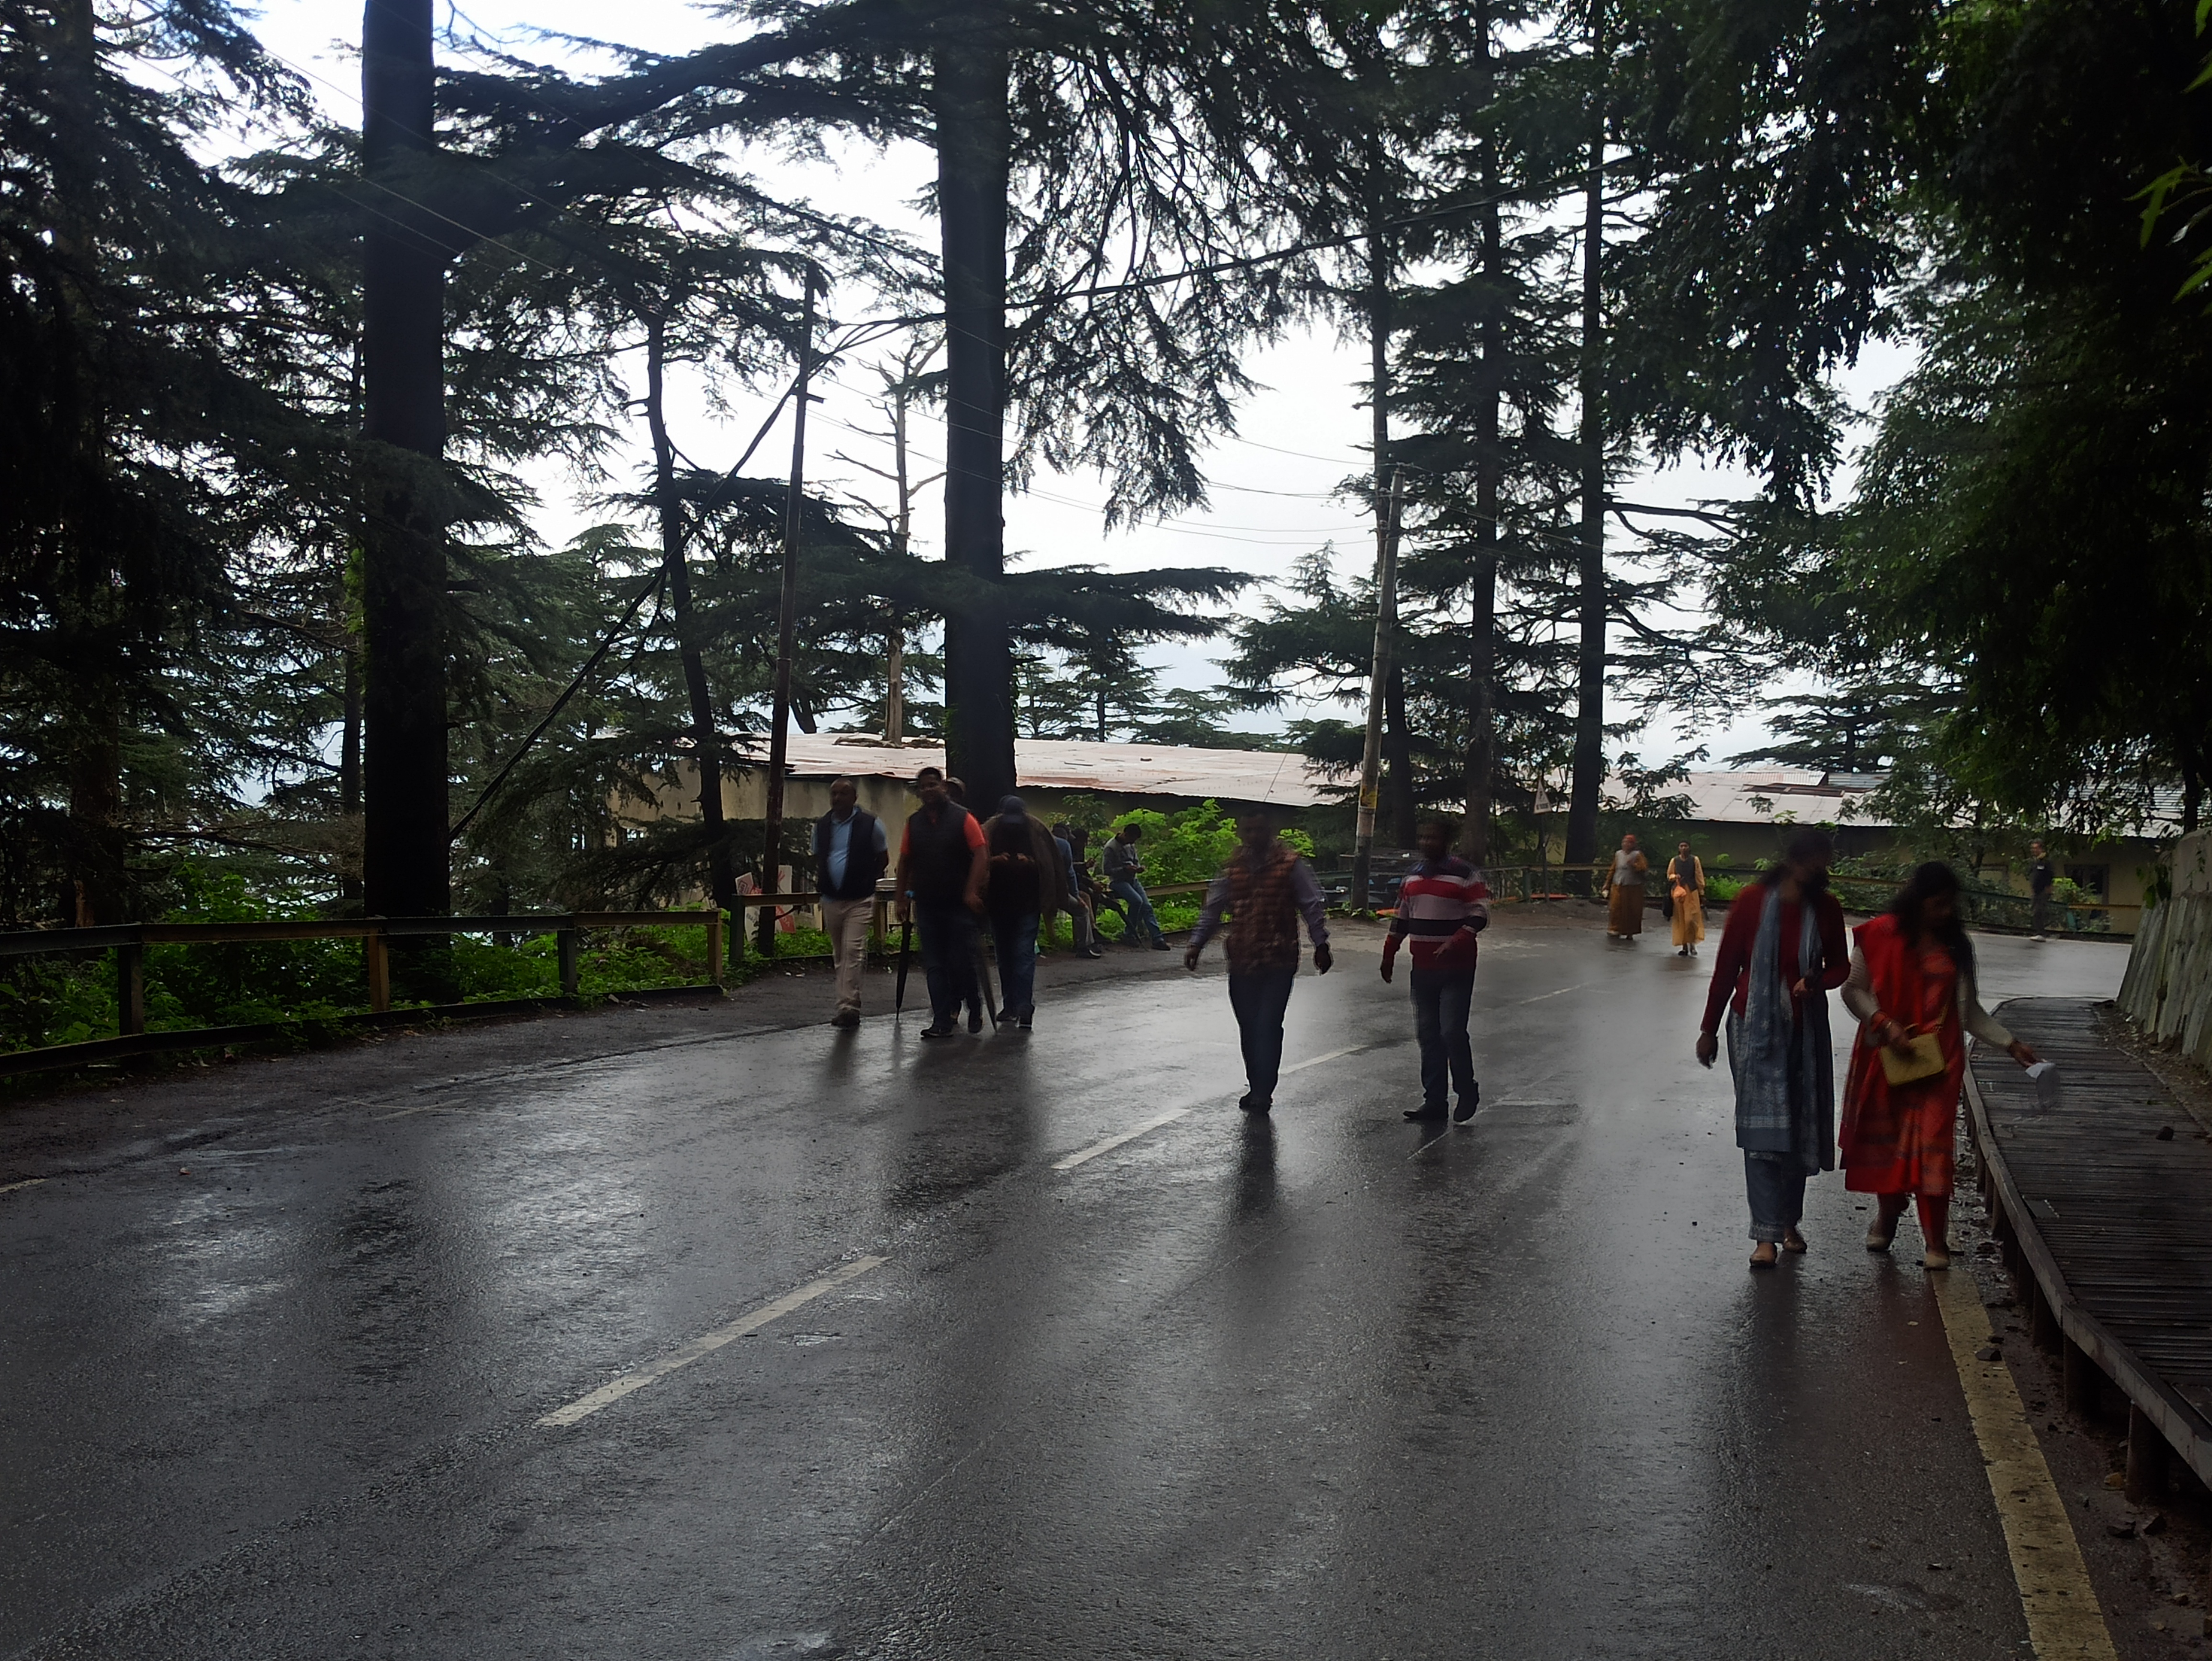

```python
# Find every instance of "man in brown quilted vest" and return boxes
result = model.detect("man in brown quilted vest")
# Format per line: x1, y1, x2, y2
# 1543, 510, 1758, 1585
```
1184, 804, 1332, 1114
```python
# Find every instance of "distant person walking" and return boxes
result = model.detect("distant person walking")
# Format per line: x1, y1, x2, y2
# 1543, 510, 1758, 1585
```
1380, 819, 1489, 1122
1053, 822, 1103, 958
1102, 820, 1170, 950
1840, 862, 2041, 1270
1184, 806, 1332, 1114
1603, 833, 1649, 939
1668, 841, 1707, 957
981, 795, 1065, 1030
893, 766, 988, 1039
812, 777, 887, 1029
2027, 840, 2056, 940
1696, 828, 1849, 1268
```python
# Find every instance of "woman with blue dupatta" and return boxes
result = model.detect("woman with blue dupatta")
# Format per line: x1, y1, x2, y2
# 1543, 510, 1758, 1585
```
1695, 829, 1850, 1268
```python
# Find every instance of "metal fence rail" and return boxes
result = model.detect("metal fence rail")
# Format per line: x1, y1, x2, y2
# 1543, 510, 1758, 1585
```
0, 898, 826, 1078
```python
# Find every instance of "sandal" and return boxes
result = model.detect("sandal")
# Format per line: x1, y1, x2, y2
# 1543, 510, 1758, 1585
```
1865, 1222, 1894, 1252
1749, 1241, 1779, 1269
1781, 1228, 1807, 1254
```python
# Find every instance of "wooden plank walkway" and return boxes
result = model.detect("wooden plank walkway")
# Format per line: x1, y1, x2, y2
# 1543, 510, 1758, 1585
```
1968, 997, 2212, 1491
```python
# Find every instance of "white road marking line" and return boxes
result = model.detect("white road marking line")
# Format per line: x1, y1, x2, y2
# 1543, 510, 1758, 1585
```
1051, 1045, 1373, 1173
0, 1178, 47, 1196
538, 1256, 887, 1429
1509, 979, 1596, 1005
1930, 1264, 2118, 1659
1052, 1108, 1194, 1172
1279, 1043, 1366, 1075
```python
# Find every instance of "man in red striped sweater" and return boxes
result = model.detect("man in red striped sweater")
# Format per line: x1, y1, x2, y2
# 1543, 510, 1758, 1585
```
1380, 819, 1491, 1123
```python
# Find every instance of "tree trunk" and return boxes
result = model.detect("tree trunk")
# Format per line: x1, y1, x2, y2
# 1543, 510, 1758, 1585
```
1462, 0, 1501, 868
1384, 663, 1417, 849
644, 313, 736, 914
1564, 0, 1608, 879
339, 636, 364, 903
50, 0, 126, 925
934, 12, 1016, 809
884, 608, 905, 742
360, 0, 451, 920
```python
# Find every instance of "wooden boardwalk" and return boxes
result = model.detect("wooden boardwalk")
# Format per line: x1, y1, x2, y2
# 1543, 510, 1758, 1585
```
1968, 997, 2212, 1493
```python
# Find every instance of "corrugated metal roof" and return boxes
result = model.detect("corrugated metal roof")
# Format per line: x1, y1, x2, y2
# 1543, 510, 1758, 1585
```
734, 733, 1332, 807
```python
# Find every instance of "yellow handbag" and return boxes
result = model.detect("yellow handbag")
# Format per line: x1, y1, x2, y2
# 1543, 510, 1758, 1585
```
1879, 1030, 1947, 1085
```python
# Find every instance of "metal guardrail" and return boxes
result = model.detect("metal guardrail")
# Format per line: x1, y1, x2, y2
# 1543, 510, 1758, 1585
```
0, 898, 827, 1077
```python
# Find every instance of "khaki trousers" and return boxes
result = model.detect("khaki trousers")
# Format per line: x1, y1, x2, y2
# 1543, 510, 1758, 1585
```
824, 897, 873, 1014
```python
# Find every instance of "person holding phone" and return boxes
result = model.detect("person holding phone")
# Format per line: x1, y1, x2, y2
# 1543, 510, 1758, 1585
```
1839, 862, 2040, 1270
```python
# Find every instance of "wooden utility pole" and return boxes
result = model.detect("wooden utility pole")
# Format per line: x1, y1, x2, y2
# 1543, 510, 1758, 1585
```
760, 274, 819, 950
1351, 468, 1406, 911
1351, 193, 1401, 914
1462, 0, 1502, 869
642, 311, 737, 923
1564, 0, 1609, 882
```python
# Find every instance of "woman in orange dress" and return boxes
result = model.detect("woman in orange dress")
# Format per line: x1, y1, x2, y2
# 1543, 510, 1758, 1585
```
1840, 863, 2040, 1269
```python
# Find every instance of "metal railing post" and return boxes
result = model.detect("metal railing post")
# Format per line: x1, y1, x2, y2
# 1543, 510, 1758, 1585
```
557, 925, 581, 998
365, 924, 391, 1013
116, 940, 145, 1036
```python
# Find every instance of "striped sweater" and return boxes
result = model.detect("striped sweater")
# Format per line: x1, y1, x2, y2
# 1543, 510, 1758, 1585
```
1382, 856, 1490, 972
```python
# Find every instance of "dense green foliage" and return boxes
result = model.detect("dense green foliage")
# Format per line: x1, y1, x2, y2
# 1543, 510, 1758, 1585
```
5, 0, 2206, 1052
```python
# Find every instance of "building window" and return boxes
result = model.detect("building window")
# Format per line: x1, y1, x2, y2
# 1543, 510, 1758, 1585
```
2065, 864, 2108, 897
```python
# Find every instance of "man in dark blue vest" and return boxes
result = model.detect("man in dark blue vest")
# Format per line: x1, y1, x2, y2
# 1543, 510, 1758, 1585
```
813, 776, 888, 1029
893, 766, 989, 1038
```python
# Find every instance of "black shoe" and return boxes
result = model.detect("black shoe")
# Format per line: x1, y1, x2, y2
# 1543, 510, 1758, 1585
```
1238, 1093, 1272, 1115
830, 1009, 860, 1029
1150, 938, 1172, 951
920, 1024, 955, 1040
1083, 947, 1104, 959
1453, 1084, 1480, 1123
1404, 1101, 1449, 1122
967, 1005, 984, 1033
1018, 1011, 1033, 1030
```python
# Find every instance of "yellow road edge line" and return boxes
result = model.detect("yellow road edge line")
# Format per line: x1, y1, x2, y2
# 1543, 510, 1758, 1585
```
537, 1255, 888, 1429
1930, 1264, 2119, 1660
0, 1177, 47, 1196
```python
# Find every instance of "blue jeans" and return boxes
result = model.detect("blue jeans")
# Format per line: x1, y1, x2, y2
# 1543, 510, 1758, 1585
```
1109, 877, 1163, 944
915, 900, 978, 1029
991, 911, 1040, 1018
1409, 966, 1476, 1106
1228, 967, 1297, 1101
1744, 1152, 1808, 1243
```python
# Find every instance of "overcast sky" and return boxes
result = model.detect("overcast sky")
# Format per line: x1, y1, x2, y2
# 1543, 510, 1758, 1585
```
243, 0, 1905, 770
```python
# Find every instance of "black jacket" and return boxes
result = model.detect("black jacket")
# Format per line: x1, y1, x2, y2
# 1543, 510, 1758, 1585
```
814, 808, 886, 901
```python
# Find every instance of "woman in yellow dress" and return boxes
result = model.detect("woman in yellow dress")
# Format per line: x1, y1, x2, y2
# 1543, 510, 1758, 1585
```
1668, 841, 1705, 956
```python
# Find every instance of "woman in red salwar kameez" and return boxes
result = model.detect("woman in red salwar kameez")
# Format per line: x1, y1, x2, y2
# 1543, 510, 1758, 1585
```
1840, 863, 2040, 1270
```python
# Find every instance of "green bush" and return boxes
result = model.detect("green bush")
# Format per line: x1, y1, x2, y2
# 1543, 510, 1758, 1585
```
1107, 801, 1314, 886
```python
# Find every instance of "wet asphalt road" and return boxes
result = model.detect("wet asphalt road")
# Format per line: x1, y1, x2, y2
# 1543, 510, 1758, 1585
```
0, 917, 2126, 1660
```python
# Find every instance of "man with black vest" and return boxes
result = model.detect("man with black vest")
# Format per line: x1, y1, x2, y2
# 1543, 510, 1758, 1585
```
893, 765, 990, 1038
814, 777, 888, 1029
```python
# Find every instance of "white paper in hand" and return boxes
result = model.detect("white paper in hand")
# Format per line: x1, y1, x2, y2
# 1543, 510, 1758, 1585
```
2024, 1060, 2061, 1112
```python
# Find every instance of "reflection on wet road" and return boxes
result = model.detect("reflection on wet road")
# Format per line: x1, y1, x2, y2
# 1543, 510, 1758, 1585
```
0, 924, 2124, 1658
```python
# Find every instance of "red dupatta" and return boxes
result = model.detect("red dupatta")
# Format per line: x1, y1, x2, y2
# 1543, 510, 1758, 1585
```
1839, 912, 1968, 1192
